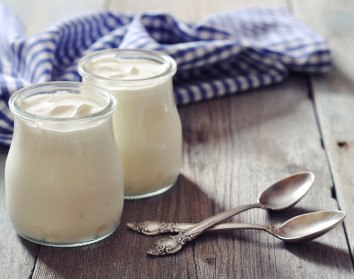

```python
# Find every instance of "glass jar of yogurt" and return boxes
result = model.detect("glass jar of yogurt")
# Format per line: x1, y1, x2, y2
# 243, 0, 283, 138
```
78, 49, 182, 199
5, 81, 124, 247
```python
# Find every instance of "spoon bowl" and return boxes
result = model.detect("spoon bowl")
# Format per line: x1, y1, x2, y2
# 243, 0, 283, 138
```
258, 171, 315, 210
275, 210, 346, 243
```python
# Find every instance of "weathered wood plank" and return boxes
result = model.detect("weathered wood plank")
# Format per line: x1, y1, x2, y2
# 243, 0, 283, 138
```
0, 146, 40, 279
4, 0, 107, 35
291, 0, 354, 256
31, 76, 353, 278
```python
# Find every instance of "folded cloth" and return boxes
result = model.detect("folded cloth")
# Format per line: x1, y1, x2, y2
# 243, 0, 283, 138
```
0, 4, 330, 145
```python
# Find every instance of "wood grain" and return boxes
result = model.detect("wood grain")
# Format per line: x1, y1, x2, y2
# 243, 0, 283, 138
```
291, 0, 354, 256
30, 77, 353, 278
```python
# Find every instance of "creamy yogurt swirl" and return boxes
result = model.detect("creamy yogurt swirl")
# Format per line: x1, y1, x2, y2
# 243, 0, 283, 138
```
85, 57, 169, 80
20, 91, 103, 118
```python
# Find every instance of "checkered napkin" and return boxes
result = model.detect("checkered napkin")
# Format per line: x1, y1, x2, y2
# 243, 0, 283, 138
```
0, 3, 330, 145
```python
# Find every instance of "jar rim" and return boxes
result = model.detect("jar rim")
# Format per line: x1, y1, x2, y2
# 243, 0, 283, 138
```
78, 49, 177, 85
9, 81, 117, 123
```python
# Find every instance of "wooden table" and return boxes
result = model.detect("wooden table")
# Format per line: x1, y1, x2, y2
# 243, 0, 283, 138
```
1, 0, 354, 278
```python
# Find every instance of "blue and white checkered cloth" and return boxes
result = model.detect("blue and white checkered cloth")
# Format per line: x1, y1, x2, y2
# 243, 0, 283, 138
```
0, 3, 330, 145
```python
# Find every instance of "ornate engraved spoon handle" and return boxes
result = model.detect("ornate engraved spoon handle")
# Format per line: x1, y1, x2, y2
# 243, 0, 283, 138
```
147, 203, 261, 256
127, 221, 192, 235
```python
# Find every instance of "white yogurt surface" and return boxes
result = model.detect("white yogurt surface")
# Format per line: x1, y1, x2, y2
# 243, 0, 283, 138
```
20, 91, 102, 118
85, 57, 169, 80
6, 91, 124, 244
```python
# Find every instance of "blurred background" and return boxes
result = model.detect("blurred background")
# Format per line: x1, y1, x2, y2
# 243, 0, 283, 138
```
5, 0, 286, 34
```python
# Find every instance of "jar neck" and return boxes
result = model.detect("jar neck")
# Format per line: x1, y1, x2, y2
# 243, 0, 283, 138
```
78, 49, 177, 86
82, 75, 174, 91
83, 77, 176, 104
9, 82, 117, 124
13, 114, 113, 132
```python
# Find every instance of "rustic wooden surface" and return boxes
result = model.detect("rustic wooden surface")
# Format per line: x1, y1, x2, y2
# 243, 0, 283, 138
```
291, 0, 354, 257
1, 0, 353, 278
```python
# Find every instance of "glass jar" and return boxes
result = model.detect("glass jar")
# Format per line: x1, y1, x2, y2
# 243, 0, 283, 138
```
5, 81, 124, 247
78, 49, 182, 199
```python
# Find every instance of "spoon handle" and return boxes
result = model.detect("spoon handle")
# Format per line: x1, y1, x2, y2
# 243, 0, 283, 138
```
128, 221, 268, 235
175, 203, 260, 242
146, 203, 263, 256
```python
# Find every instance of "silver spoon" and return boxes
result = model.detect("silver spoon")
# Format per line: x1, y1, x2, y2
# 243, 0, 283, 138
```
145, 171, 315, 256
130, 210, 345, 244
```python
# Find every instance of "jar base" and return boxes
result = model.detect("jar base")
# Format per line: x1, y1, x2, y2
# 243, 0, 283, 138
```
17, 222, 120, 247
124, 176, 178, 200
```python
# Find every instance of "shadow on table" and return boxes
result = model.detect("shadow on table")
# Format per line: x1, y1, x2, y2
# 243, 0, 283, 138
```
122, 173, 223, 222
214, 220, 353, 271
284, 241, 353, 270
19, 236, 40, 258
20, 174, 223, 278
266, 206, 314, 222
207, 228, 353, 272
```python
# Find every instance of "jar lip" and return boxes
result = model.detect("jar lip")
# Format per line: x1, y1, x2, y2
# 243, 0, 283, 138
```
78, 49, 177, 84
9, 81, 117, 123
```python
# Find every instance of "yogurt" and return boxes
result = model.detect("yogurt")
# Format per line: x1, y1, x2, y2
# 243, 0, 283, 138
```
86, 57, 169, 80
79, 49, 182, 199
5, 83, 124, 246
19, 91, 102, 118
